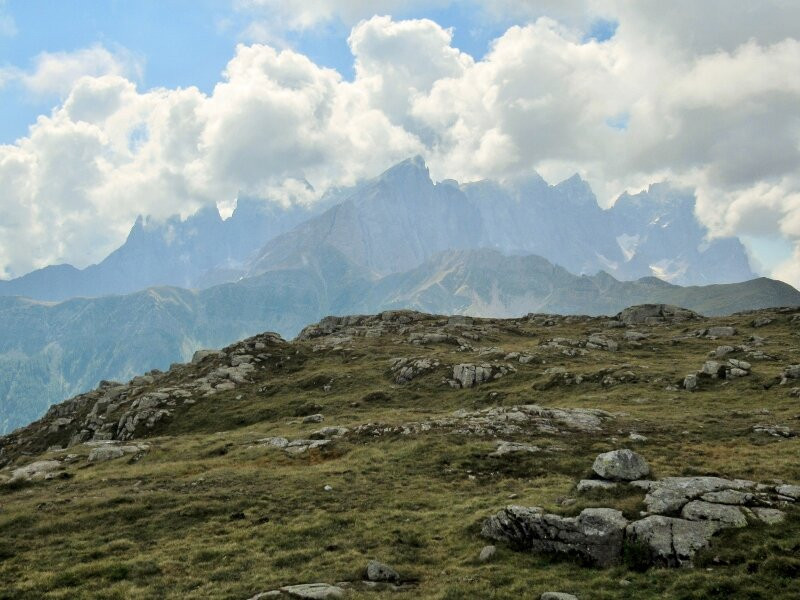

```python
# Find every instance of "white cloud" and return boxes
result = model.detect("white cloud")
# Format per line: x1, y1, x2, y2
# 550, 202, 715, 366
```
1, 5, 800, 288
8, 44, 142, 98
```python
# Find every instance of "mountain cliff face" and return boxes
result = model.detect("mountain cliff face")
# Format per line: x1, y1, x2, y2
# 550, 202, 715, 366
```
0, 245, 795, 434
249, 157, 754, 285
0, 157, 754, 303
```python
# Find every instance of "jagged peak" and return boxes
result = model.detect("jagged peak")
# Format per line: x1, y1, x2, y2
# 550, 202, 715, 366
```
376, 155, 432, 186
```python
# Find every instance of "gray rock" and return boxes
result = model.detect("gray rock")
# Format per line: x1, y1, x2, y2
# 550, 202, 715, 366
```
775, 484, 800, 500
88, 445, 139, 463
783, 365, 800, 380
541, 594, 578, 600
699, 490, 753, 505
9, 460, 61, 482
365, 560, 400, 583
728, 358, 751, 371
624, 331, 648, 341
705, 326, 736, 338
191, 349, 222, 364
576, 480, 618, 493
489, 441, 541, 457
789, 387, 800, 398
616, 304, 700, 325
749, 507, 786, 525
714, 345, 734, 358
586, 335, 619, 352
683, 374, 698, 391
700, 361, 724, 377
481, 506, 628, 567
279, 583, 345, 599
478, 545, 496, 562
643, 477, 755, 514
625, 516, 721, 567
452, 363, 512, 387
302, 414, 324, 424
592, 449, 650, 481
751, 317, 773, 328
681, 500, 747, 528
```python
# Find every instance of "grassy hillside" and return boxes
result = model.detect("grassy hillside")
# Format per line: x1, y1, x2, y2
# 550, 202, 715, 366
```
1, 305, 799, 598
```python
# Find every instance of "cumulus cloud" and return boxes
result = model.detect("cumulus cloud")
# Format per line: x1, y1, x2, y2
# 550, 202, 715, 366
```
1, 4, 800, 287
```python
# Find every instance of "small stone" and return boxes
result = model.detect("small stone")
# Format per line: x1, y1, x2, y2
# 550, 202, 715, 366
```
683, 374, 698, 391
323, 485, 333, 492
478, 545, 496, 562
365, 560, 400, 583
629, 433, 648, 442
303, 414, 324, 424
541, 594, 578, 600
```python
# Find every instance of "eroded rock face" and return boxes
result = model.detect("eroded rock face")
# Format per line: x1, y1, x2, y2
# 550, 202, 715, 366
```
390, 357, 440, 384
481, 506, 629, 567
592, 449, 650, 481
625, 516, 720, 567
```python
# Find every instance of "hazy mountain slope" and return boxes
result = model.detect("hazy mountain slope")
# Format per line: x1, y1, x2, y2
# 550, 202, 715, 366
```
0, 245, 794, 433
0, 197, 333, 302
369, 249, 800, 318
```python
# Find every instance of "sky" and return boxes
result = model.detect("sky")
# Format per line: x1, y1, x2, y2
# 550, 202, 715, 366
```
0, 0, 799, 287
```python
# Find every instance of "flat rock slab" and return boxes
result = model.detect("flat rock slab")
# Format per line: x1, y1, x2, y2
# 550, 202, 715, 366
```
626, 516, 721, 567
681, 500, 747, 528
280, 584, 345, 599
643, 477, 755, 514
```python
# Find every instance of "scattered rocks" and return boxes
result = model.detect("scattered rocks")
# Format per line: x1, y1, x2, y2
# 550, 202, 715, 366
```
481, 506, 629, 567
752, 424, 794, 438
592, 449, 650, 481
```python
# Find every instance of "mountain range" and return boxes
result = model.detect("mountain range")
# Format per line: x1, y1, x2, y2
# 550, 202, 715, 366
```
0, 156, 795, 433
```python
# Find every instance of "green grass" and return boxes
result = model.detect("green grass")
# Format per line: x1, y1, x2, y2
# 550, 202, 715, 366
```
0, 309, 799, 598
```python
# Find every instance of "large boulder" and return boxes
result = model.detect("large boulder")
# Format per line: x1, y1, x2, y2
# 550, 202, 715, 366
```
616, 304, 700, 325
592, 449, 650, 481
481, 506, 628, 567
625, 516, 720, 567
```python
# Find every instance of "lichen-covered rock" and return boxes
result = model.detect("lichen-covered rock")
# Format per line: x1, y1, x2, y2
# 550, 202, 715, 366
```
625, 516, 721, 567
592, 449, 650, 481
365, 560, 400, 583
643, 477, 755, 514
9, 460, 61, 482
452, 363, 514, 387
481, 506, 628, 567
390, 357, 440, 384
680, 500, 747, 528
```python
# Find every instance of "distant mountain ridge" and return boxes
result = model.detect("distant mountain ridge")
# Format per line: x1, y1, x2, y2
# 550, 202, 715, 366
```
1, 244, 796, 434
0, 157, 754, 302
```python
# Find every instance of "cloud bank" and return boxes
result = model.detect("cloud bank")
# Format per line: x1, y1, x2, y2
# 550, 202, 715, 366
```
1, 1, 799, 286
